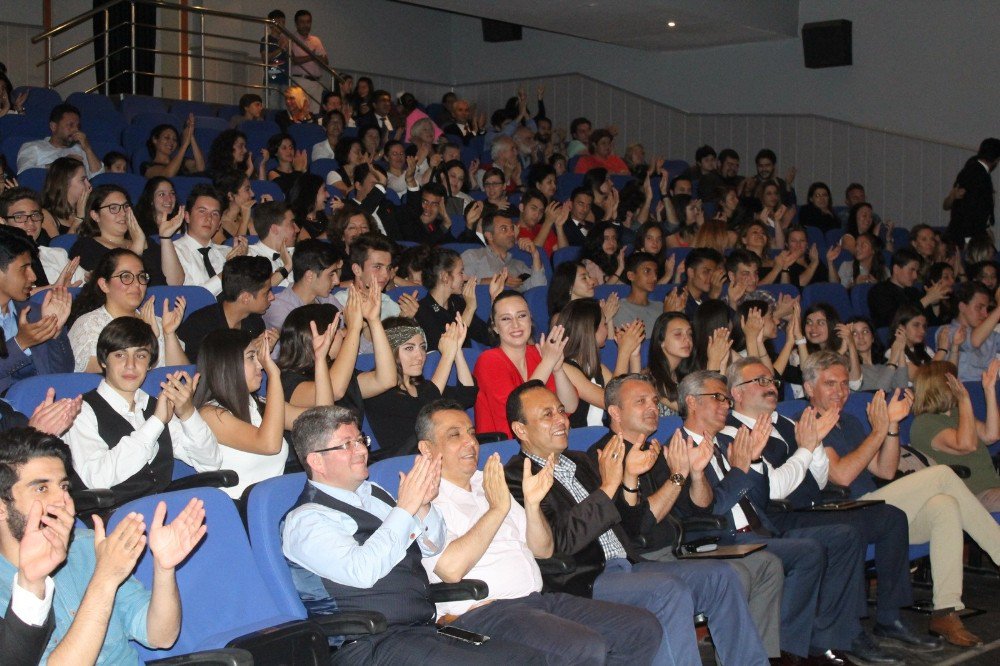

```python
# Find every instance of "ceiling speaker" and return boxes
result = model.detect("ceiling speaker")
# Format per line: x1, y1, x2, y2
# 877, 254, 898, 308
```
802, 19, 852, 69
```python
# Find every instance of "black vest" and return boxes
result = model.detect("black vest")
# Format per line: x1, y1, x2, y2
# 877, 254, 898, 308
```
77, 389, 174, 507
285, 482, 436, 627
763, 415, 824, 510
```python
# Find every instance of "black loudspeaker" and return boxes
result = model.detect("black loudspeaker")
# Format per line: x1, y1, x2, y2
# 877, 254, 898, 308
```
802, 19, 852, 68
482, 19, 522, 43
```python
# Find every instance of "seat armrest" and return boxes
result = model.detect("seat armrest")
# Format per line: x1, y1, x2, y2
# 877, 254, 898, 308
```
71, 488, 115, 515
167, 470, 240, 492
313, 611, 387, 637
681, 515, 726, 532
146, 648, 254, 665
767, 499, 793, 512
475, 432, 507, 444
948, 464, 971, 479
819, 484, 851, 500
535, 553, 577, 576
428, 579, 489, 603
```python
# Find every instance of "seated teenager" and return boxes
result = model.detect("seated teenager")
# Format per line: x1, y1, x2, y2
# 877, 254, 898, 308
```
415, 247, 496, 350
330, 233, 404, 352
141, 118, 205, 178
472, 290, 578, 437
830, 232, 886, 288
177, 255, 271, 362
212, 169, 257, 242
70, 185, 185, 286
64, 317, 221, 506
247, 200, 300, 289
910, 360, 1000, 511
581, 222, 625, 285
195, 325, 333, 498
847, 316, 911, 392
560, 298, 643, 427
783, 226, 830, 287
68, 248, 187, 372
648, 311, 698, 417
40, 156, 91, 238
264, 132, 307, 193
868, 247, 940, 329
0, 428, 206, 664
0, 227, 74, 393
611, 252, 662, 335
0, 187, 85, 288
173, 184, 244, 297
132, 176, 185, 243
366, 317, 477, 460
264, 240, 343, 331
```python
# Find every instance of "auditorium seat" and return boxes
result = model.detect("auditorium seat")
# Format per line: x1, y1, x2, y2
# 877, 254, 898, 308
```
552, 246, 582, 268
170, 99, 215, 118
16, 167, 47, 193
1, 134, 32, 170
66, 91, 118, 123
4, 372, 101, 416
567, 425, 607, 452
422, 347, 482, 385
240, 120, 282, 154
120, 94, 168, 120
310, 157, 339, 179
251, 179, 285, 202
142, 364, 197, 396
849, 283, 872, 319
12, 86, 61, 119
147, 284, 218, 320
91, 172, 147, 203
287, 123, 326, 157
801, 283, 853, 320
524, 285, 550, 333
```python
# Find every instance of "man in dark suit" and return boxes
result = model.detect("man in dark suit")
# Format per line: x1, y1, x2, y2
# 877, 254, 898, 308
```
946, 138, 1000, 243
355, 89, 398, 142
561, 187, 593, 247
724, 357, 941, 656
504, 380, 769, 666
441, 99, 479, 145
679, 369, 887, 665
351, 163, 403, 239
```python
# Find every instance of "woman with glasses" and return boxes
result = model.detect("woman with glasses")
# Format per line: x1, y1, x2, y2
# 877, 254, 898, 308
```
64, 316, 221, 508
70, 184, 185, 286
195, 323, 334, 498
473, 290, 578, 437
366, 316, 477, 460
67, 248, 188, 372
40, 155, 92, 238
648, 311, 698, 416
481, 167, 510, 210
559, 298, 643, 428
846, 316, 910, 391
0, 186, 86, 287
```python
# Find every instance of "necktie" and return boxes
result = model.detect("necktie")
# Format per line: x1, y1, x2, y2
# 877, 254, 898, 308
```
712, 442, 767, 533
272, 252, 280, 261
197, 247, 217, 278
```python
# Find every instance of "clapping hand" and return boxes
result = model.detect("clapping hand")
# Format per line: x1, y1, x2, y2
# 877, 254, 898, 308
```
148, 498, 207, 571
482, 453, 512, 517
625, 438, 661, 477
982, 358, 1000, 391
17, 492, 74, 592
537, 324, 569, 371
161, 297, 186, 336
28, 387, 82, 436
522, 453, 554, 505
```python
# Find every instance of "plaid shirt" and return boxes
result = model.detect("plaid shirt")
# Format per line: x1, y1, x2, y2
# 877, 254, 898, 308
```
526, 452, 628, 561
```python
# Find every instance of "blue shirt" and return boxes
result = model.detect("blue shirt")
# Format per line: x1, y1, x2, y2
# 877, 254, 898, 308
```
948, 322, 1000, 382
0, 530, 151, 664
282, 479, 446, 589
0, 302, 28, 356
823, 414, 877, 498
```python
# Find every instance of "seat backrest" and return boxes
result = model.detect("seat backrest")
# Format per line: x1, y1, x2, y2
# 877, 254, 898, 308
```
524, 285, 550, 334
107, 487, 295, 659
142, 364, 197, 396
850, 283, 873, 319
16, 167, 47, 193
653, 415, 684, 444
555, 173, 584, 201
91, 172, 147, 203
480, 439, 521, 463
775, 399, 808, 421
245, 473, 312, 619
421, 347, 481, 385
13, 87, 61, 118
802, 283, 853, 321
843, 391, 875, 435
368, 455, 415, 496
121, 94, 168, 120
250, 179, 285, 202
49, 233, 78, 251
170, 100, 216, 118
567, 425, 608, 452
310, 158, 339, 179
2, 134, 32, 169
287, 124, 327, 156
552, 246, 581, 268
146, 285, 217, 320
5, 373, 102, 415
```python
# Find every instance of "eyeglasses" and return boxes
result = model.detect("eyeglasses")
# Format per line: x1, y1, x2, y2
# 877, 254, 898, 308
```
694, 392, 734, 408
734, 376, 782, 389
97, 201, 131, 214
4, 211, 44, 224
111, 271, 151, 285
484, 180, 504, 187
312, 434, 371, 454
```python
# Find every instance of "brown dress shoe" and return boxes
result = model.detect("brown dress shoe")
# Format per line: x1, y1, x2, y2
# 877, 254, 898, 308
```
928, 612, 983, 647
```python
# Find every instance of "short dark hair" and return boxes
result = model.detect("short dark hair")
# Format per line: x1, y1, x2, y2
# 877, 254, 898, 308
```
349, 232, 394, 273
293, 9, 311, 21
954, 280, 990, 306
212, 169, 249, 200
726, 248, 762, 274
569, 117, 591, 138
0, 187, 40, 217
718, 148, 739, 163
48, 103, 80, 125
252, 200, 291, 239
520, 188, 547, 209
685, 247, 723, 273
695, 145, 716, 162
482, 207, 513, 235
267, 9, 285, 20
755, 149, 777, 164
185, 183, 224, 213
844, 182, 865, 198
978, 138, 1000, 162
96, 316, 159, 369
292, 239, 342, 282
415, 398, 467, 443
570, 186, 593, 203
238, 93, 263, 113
0, 225, 37, 271
372, 89, 391, 103
220, 255, 272, 302
625, 251, 657, 278
422, 182, 446, 199
890, 246, 922, 270
505, 379, 547, 437
102, 151, 128, 170
0, 429, 72, 502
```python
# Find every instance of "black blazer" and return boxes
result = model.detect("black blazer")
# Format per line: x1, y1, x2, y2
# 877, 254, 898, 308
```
1, 598, 54, 666
505, 449, 645, 596
948, 157, 996, 240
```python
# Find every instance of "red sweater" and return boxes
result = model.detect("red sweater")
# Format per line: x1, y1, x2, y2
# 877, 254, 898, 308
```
472, 345, 555, 437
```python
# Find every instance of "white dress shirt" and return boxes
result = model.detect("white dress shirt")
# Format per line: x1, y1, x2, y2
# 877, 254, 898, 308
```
173, 234, 228, 296
9, 576, 54, 627
424, 471, 542, 616
16, 138, 103, 177
723, 411, 830, 500
38, 245, 86, 286
311, 139, 336, 162
283, 479, 445, 589
684, 428, 753, 530
248, 240, 294, 288
64, 380, 222, 489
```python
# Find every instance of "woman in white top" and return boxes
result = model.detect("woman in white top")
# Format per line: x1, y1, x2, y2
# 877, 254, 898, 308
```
64, 316, 221, 502
193, 324, 335, 498
68, 248, 188, 372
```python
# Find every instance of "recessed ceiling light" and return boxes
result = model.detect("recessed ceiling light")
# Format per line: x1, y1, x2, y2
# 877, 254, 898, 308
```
667, 21, 676, 28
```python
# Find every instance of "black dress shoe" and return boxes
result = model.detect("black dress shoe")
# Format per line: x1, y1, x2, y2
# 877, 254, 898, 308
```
849, 632, 901, 664
874, 619, 944, 650
807, 649, 855, 666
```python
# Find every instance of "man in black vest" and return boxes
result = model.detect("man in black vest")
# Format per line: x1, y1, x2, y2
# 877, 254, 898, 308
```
282, 406, 547, 665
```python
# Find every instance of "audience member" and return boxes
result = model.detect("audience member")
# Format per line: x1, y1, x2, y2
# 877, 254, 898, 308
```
173, 184, 242, 296
414, 247, 495, 349
612, 252, 662, 334
461, 209, 547, 293
16, 104, 103, 177
264, 132, 307, 192
248, 200, 299, 288
205, 129, 253, 181
867, 247, 938, 329
133, 176, 184, 241
264, 239, 341, 330
141, 117, 205, 178
0, 188, 84, 287
946, 138, 1000, 242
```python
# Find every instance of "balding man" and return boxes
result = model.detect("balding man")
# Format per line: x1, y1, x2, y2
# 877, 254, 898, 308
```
442, 100, 478, 145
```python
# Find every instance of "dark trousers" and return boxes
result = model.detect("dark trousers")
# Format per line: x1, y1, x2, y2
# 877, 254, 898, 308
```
593, 558, 769, 666
770, 502, 913, 625
332, 623, 548, 665
728, 524, 865, 656
92, 0, 156, 95
456, 591, 661, 666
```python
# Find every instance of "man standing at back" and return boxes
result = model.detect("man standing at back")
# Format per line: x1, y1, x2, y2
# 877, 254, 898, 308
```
946, 138, 1000, 243
289, 9, 328, 114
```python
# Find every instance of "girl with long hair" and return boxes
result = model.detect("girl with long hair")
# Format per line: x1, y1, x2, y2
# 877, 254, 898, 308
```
142, 116, 205, 178
41, 156, 91, 237
264, 132, 308, 192
414, 247, 496, 349
206, 129, 253, 180
846, 316, 909, 391
647, 311, 697, 415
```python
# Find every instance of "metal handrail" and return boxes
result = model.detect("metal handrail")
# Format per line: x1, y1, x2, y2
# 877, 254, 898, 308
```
34, 0, 343, 105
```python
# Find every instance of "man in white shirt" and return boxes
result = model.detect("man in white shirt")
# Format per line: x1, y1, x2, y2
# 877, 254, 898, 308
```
248, 201, 299, 289
289, 9, 327, 114
172, 184, 245, 296
416, 399, 661, 665
311, 111, 344, 162
16, 103, 103, 177
264, 239, 342, 330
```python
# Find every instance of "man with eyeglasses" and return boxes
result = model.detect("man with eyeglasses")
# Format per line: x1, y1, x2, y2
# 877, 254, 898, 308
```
173, 184, 247, 297
0, 226, 73, 393
679, 369, 869, 665
725, 357, 937, 661
0, 188, 85, 288
282, 405, 548, 665
588, 373, 784, 662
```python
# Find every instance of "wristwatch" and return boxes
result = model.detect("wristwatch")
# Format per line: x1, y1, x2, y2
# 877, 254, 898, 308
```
669, 473, 686, 487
